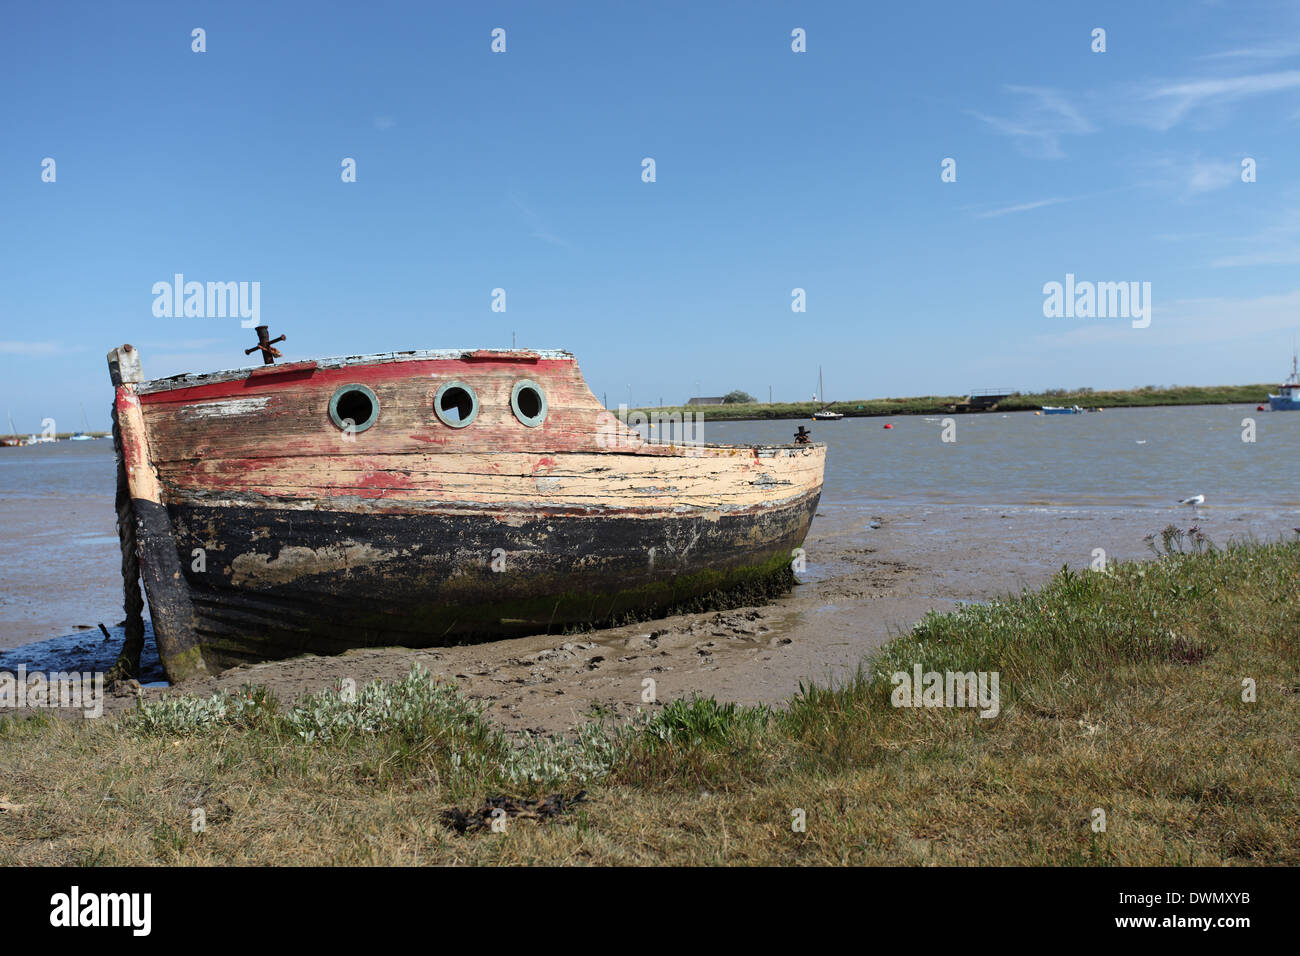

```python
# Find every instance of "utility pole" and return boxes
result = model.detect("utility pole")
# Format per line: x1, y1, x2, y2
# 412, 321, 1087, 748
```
768, 385, 772, 404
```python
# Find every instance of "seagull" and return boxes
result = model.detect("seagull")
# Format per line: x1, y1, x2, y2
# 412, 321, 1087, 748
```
1178, 494, 1205, 506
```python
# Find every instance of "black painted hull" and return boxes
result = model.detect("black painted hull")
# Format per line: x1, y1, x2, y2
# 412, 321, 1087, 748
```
160, 491, 820, 672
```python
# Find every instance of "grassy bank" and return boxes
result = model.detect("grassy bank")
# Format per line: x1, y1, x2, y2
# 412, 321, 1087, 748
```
632, 383, 1275, 422
2, 531, 1296, 865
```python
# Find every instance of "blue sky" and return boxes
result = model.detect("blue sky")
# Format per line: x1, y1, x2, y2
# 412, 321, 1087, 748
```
3, 0, 1300, 431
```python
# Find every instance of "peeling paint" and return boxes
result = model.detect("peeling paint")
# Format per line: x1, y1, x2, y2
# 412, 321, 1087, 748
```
180, 396, 273, 419
231, 541, 394, 587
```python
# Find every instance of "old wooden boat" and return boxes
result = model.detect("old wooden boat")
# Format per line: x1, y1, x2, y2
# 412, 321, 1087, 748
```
108, 342, 825, 681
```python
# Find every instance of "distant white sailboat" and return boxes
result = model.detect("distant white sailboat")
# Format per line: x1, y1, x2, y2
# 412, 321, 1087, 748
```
2, 411, 24, 447
812, 367, 844, 421
69, 403, 95, 440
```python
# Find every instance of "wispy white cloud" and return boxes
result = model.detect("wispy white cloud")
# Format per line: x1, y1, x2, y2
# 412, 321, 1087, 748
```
529, 231, 572, 248
1208, 200, 1300, 267
1138, 70, 1300, 129
1185, 158, 1243, 192
139, 337, 227, 350
373, 116, 396, 130
0, 341, 60, 356
969, 85, 1094, 159
1030, 287, 1300, 348
509, 193, 572, 248
1140, 155, 1245, 195
974, 197, 1071, 219
1211, 248, 1300, 267
1202, 40, 1300, 62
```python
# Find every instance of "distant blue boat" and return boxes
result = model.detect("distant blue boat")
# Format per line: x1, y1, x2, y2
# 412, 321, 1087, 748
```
1041, 405, 1083, 415
1268, 351, 1300, 411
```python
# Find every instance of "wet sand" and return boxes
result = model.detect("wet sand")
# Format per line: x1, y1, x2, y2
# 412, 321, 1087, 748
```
0, 441, 123, 649
27, 500, 1288, 733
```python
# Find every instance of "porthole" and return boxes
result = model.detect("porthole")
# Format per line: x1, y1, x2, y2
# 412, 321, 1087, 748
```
434, 381, 479, 428
510, 380, 548, 428
329, 384, 379, 433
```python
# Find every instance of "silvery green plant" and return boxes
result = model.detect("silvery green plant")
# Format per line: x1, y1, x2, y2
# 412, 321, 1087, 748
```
126, 687, 268, 735
127, 667, 630, 789
282, 668, 481, 743
506, 720, 624, 786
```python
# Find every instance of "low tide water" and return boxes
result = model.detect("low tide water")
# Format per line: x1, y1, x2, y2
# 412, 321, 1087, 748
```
1, 404, 1296, 659
706, 403, 1299, 512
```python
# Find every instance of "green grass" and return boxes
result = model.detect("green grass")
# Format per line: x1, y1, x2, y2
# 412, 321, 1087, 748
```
2, 531, 1296, 864
632, 383, 1276, 422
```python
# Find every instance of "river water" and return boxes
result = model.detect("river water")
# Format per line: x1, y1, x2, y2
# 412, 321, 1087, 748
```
1, 405, 1296, 670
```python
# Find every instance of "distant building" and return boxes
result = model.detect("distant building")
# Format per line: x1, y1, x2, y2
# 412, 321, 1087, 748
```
686, 396, 726, 406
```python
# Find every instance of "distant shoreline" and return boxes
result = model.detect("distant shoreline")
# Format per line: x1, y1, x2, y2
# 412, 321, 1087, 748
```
626, 384, 1276, 422
0, 433, 111, 443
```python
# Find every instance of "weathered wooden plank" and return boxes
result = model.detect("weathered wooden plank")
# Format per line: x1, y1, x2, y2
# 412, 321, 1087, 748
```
139, 356, 634, 461
137, 349, 576, 395
112, 383, 207, 680
155, 448, 825, 511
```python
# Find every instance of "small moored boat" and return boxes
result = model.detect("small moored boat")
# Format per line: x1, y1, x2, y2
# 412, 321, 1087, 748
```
812, 366, 844, 421
107, 341, 825, 681
1268, 350, 1300, 411
1041, 405, 1083, 415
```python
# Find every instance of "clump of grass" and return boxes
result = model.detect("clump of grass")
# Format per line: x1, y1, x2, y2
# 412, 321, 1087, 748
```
126, 684, 279, 735
126, 667, 618, 793
1146, 523, 1215, 557
643, 696, 772, 751
283, 669, 486, 744
867, 560, 1221, 711
509, 721, 622, 788
612, 696, 777, 791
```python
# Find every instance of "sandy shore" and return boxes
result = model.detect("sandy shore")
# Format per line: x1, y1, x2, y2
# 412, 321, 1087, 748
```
34, 500, 1284, 733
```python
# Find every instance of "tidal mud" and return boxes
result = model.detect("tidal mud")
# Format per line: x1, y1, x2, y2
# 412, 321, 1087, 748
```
8, 501, 1289, 732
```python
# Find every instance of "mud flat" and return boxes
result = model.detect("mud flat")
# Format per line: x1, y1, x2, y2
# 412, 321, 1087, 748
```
42, 500, 1290, 732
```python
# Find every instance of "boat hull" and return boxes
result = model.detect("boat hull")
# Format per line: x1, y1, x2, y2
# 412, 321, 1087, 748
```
109, 347, 826, 680
159, 489, 818, 671
1268, 394, 1300, 411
